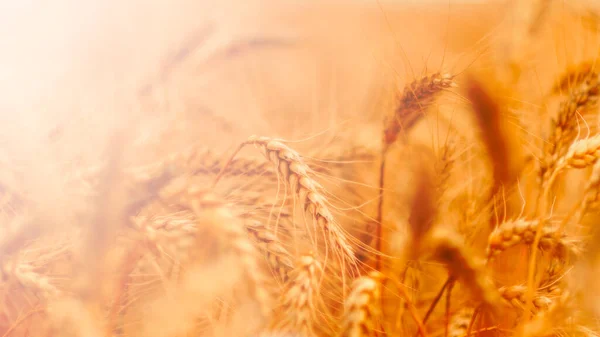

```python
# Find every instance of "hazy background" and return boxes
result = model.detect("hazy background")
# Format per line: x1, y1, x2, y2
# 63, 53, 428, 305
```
0, 0, 508, 167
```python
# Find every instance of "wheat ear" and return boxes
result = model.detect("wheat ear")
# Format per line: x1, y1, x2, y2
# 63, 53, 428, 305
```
339, 271, 429, 337
536, 134, 600, 245
131, 211, 198, 261
555, 157, 600, 236
215, 136, 356, 270
246, 220, 295, 282
551, 61, 597, 95
435, 140, 456, 193
555, 133, 600, 169
272, 254, 323, 337
384, 73, 456, 145
528, 134, 600, 322
176, 146, 272, 177
407, 158, 437, 258
448, 308, 476, 337
486, 219, 575, 261
2, 259, 60, 298
498, 285, 552, 314
186, 191, 273, 317
466, 74, 519, 190
378, 73, 455, 269
339, 272, 384, 337
540, 74, 600, 183
572, 159, 600, 228
539, 134, 600, 217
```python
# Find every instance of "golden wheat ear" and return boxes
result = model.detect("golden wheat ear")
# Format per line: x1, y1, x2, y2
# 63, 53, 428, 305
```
498, 285, 552, 314
434, 139, 456, 195
528, 135, 600, 322
339, 272, 384, 337
572, 159, 600, 227
540, 134, 600, 216
486, 218, 577, 262
158, 186, 275, 319
338, 271, 428, 337
551, 61, 599, 95
2, 259, 61, 298
447, 307, 477, 337
216, 136, 357, 271
376, 73, 456, 270
466, 74, 523, 189
464, 73, 525, 236
540, 73, 600, 184
383, 73, 457, 146
245, 220, 295, 283
270, 254, 322, 337
406, 155, 437, 259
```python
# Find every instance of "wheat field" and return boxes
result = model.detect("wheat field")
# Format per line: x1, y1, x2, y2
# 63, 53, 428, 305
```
2, 0, 600, 336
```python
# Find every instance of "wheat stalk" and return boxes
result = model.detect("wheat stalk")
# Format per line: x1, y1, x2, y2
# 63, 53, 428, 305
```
131, 211, 198, 260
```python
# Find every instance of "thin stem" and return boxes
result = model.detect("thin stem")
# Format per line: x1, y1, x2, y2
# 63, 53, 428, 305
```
3, 306, 45, 337
398, 286, 429, 337
388, 276, 429, 337
463, 326, 499, 337
557, 196, 585, 237
465, 306, 481, 337
212, 141, 247, 188
421, 276, 453, 328
526, 168, 560, 323
376, 145, 388, 271
445, 280, 455, 337
108, 244, 143, 337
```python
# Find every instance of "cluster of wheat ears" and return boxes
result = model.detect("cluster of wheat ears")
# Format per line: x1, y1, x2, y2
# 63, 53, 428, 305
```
5, 1, 600, 337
